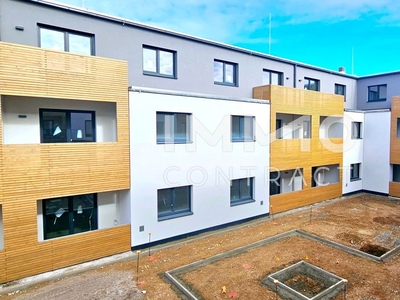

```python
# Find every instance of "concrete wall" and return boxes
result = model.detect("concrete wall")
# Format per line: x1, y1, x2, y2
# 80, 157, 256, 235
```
357, 73, 400, 110
0, 0, 357, 101
129, 89, 270, 247
2, 96, 117, 144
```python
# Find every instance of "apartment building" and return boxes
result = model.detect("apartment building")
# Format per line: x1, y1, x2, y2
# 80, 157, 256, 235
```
0, 0, 398, 283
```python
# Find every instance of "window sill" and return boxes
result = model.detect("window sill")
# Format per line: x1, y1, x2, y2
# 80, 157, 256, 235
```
214, 81, 238, 87
351, 137, 362, 140
231, 139, 256, 143
157, 141, 193, 144
367, 99, 386, 102
158, 211, 193, 222
350, 178, 362, 182
143, 71, 177, 79
230, 199, 255, 207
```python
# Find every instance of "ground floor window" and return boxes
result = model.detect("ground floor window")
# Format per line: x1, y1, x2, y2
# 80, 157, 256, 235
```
157, 186, 192, 221
312, 164, 340, 187
350, 163, 361, 181
230, 177, 255, 206
43, 193, 97, 240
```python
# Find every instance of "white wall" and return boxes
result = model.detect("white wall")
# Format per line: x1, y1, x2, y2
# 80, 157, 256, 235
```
343, 112, 364, 194
129, 90, 270, 247
2, 96, 117, 144
320, 116, 343, 138
363, 111, 391, 193
280, 169, 303, 193
0, 206, 3, 250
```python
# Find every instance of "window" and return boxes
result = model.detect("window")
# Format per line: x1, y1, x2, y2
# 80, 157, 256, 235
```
214, 60, 238, 86
157, 186, 192, 220
143, 46, 176, 78
393, 165, 400, 182
335, 84, 346, 101
39, 25, 94, 55
311, 164, 340, 187
368, 84, 387, 102
263, 69, 283, 85
43, 194, 97, 240
230, 178, 254, 206
350, 163, 361, 181
40, 109, 95, 143
157, 112, 191, 144
397, 119, 400, 138
231, 116, 255, 142
270, 172, 281, 196
304, 77, 320, 91
351, 122, 362, 139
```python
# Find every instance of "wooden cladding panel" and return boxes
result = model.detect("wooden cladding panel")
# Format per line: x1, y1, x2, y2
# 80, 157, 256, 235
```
1, 143, 129, 199
390, 97, 400, 163
3, 225, 130, 282
389, 182, 400, 198
0, 42, 128, 103
253, 85, 344, 212
270, 183, 342, 213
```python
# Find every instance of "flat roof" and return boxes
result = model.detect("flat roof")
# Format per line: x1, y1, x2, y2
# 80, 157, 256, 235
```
129, 86, 270, 105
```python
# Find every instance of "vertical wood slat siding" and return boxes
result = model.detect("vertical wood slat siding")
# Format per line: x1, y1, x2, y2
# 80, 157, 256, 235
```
0, 42, 131, 283
389, 97, 400, 197
253, 85, 344, 213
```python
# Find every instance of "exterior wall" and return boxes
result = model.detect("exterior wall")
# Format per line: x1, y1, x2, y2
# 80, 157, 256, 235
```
0, 42, 131, 283
363, 111, 390, 193
129, 89, 270, 247
357, 73, 400, 110
0, 0, 357, 100
254, 85, 344, 213
342, 112, 364, 194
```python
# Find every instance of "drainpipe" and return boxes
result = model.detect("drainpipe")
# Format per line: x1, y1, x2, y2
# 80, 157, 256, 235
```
293, 64, 297, 88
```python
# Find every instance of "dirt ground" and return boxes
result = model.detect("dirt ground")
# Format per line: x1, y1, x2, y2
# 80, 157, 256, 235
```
1, 193, 400, 299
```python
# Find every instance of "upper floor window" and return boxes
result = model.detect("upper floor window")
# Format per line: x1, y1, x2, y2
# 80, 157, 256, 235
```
40, 109, 95, 143
143, 46, 176, 78
263, 69, 283, 85
230, 178, 255, 206
157, 186, 192, 221
304, 77, 320, 91
335, 84, 346, 101
43, 193, 97, 240
157, 112, 191, 144
231, 115, 255, 142
214, 60, 238, 86
368, 84, 387, 102
351, 122, 362, 139
39, 25, 94, 55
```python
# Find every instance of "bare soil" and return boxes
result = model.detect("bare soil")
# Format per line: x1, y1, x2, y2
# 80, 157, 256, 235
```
1, 193, 400, 300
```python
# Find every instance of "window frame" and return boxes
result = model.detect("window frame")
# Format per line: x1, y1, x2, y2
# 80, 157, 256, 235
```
263, 69, 283, 86
38, 24, 95, 55
368, 84, 387, 102
156, 112, 192, 144
335, 83, 346, 101
40, 109, 96, 143
231, 115, 255, 142
214, 59, 238, 86
351, 122, 362, 139
230, 177, 255, 206
43, 193, 98, 240
304, 77, 320, 91
157, 186, 192, 221
350, 163, 361, 181
142, 45, 177, 79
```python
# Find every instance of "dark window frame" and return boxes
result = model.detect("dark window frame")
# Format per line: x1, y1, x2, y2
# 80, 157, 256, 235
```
231, 115, 255, 142
351, 122, 362, 139
350, 163, 361, 181
230, 177, 255, 206
156, 112, 192, 144
142, 45, 177, 79
43, 193, 98, 240
263, 69, 283, 85
39, 108, 96, 143
368, 84, 387, 102
304, 77, 320, 91
214, 59, 238, 86
157, 186, 192, 221
335, 83, 346, 101
38, 24, 95, 55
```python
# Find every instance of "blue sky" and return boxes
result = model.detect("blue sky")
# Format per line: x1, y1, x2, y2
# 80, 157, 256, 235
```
56, 0, 400, 76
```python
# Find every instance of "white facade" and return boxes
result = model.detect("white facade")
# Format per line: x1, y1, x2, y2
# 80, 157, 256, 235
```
129, 88, 270, 247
